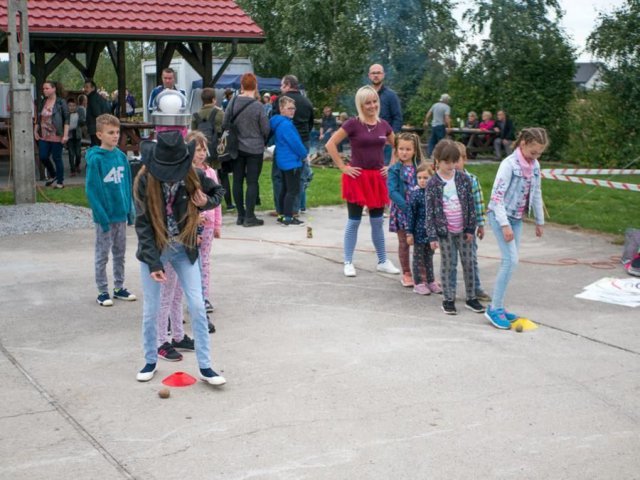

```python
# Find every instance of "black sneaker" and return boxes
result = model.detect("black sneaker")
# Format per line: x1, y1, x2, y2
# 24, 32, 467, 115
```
236, 216, 244, 225
172, 334, 195, 351
465, 298, 486, 313
283, 217, 305, 227
442, 300, 457, 315
276, 215, 285, 224
204, 298, 214, 313
158, 342, 183, 362
207, 315, 216, 334
243, 217, 264, 227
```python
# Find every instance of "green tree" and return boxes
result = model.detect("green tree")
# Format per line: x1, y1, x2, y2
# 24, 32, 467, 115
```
580, 0, 640, 167
367, 0, 460, 125
236, 0, 370, 110
452, 0, 575, 157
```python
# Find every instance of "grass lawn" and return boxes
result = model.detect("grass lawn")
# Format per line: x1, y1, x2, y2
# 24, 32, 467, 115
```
2, 160, 638, 237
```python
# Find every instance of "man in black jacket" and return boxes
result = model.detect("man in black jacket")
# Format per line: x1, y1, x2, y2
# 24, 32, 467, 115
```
493, 110, 515, 160
84, 80, 110, 146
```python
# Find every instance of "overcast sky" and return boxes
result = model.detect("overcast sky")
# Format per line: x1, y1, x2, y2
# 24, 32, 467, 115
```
454, 0, 628, 62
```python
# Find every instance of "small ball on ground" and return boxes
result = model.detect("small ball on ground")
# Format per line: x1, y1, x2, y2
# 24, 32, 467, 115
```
515, 324, 523, 333
158, 388, 171, 399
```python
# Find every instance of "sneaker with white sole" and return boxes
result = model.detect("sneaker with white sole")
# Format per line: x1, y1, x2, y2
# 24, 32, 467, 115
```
96, 292, 113, 306
171, 334, 195, 351
413, 283, 431, 295
427, 281, 443, 294
376, 259, 400, 274
199, 368, 226, 386
344, 262, 356, 277
484, 306, 511, 329
465, 298, 485, 313
113, 288, 137, 301
158, 342, 183, 362
204, 299, 214, 313
136, 363, 157, 382
442, 300, 457, 315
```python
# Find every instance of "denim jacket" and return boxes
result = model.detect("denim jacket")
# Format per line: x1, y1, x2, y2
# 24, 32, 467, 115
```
387, 159, 419, 213
487, 152, 544, 226
425, 171, 476, 242
36, 97, 69, 137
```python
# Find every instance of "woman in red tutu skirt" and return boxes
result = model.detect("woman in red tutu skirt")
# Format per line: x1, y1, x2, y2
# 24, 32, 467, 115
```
325, 85, 400, 277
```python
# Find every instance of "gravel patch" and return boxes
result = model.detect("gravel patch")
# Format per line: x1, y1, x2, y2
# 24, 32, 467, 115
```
0, 203, 94, 237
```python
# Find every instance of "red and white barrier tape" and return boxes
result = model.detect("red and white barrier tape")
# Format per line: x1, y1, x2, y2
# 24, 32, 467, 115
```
542, 168, 639, 175
540, 170, 640, 192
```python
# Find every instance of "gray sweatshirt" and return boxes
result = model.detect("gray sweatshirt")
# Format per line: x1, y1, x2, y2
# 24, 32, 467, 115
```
222, 95, 270, 155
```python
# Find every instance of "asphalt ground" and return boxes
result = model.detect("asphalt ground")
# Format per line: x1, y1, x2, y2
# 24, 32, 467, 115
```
1, 205, 639, 480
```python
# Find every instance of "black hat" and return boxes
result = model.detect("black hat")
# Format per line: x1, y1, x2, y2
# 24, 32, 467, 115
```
140, 130, 195, 183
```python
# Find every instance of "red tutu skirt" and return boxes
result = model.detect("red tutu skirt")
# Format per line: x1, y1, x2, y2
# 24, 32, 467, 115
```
341, 169, 389, 208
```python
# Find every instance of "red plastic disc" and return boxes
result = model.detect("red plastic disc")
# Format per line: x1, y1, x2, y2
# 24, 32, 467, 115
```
162, 371, 197, 387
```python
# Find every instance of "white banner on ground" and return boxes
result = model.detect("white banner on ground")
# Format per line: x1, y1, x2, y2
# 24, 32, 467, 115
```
575, 277, 640, 308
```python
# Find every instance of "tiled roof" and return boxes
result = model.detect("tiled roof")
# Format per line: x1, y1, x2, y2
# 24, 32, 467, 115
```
0, 0, 264, 41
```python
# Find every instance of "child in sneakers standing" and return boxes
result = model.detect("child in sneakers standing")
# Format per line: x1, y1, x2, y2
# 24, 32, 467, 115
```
425, 139, 484, 315
152, 133, 222, 363
270, 96, 308, 227
134, 130, 226, 386
406, 162, 442, 296
85, 114, 136, 306
485, 128, 547, 329
188, 131, 222, 312
66, 98, 85, 176
452, 141, 491, 301
388, 132, 426, 288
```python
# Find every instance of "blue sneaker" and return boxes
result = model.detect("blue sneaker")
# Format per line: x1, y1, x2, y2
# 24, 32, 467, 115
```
484, 306, 511, 329
504, 310, 519, 322
113, 287, 137, 301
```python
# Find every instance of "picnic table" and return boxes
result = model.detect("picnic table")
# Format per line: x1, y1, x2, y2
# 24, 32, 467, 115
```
447, 127, 497, 158
119, 121, 154, 155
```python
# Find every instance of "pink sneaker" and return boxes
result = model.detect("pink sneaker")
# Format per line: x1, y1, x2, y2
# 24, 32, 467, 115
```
401, 272, 414, 287
413, 283, 431, 295
427, 281, 443, 294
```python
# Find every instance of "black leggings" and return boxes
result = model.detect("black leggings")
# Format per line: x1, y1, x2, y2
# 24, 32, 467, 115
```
347, 202, 384, 220
280, 168, 301, 217
232, 151, 263, 219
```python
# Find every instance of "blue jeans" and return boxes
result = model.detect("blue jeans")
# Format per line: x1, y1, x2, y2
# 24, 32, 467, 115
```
488, 211, 522, 309
39, 140, 64, 185
299, 161, 313, 210
140, 243, 211, 369
427, 125, 446, 157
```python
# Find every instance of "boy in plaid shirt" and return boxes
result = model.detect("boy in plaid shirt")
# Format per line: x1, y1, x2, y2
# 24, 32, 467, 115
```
452, 141, 491, 301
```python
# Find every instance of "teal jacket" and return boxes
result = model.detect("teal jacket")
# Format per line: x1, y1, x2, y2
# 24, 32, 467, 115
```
85, 146, 135, 232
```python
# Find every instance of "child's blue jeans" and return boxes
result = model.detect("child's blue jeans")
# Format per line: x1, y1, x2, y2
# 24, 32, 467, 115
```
140, 242, 211, 369
488, 211, 523, 309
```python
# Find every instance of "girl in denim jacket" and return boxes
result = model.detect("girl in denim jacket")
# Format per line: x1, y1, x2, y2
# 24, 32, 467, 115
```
485, 128, 548, 329
387, 132, 424, 287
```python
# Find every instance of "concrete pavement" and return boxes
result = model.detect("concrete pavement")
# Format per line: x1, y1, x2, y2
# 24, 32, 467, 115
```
1, 206, 639, 479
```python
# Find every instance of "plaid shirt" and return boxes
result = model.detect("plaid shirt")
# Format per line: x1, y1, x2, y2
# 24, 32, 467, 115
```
465, 169, 486, 227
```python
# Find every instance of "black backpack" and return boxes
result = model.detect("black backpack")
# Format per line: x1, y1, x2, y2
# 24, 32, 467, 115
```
192, 108, 219, 161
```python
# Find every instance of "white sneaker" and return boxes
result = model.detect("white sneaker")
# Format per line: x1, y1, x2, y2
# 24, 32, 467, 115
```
136, 364, 157, 382
199, 369, 226, 386
343, 262, 356, 277
376, 259, 400, 274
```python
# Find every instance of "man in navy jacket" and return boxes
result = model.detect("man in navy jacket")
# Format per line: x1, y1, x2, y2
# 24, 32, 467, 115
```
368, 64, 403, 165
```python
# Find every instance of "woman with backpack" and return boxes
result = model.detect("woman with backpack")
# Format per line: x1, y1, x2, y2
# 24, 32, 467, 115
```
222, 73, 270, 227
191, 88, 234, 210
